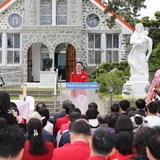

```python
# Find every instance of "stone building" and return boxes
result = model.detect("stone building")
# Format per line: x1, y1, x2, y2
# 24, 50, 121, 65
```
0, 0, 134, 85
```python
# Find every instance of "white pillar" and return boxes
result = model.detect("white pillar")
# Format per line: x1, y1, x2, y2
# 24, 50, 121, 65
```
101, 33, 106, 63
2, 33, 7, 65
52, 0, 56, 25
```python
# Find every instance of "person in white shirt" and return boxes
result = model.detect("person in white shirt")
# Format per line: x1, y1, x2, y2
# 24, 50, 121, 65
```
144, 102, 160, 128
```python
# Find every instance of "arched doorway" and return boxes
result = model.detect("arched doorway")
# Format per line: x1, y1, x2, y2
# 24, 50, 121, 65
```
27, 43, 49, 82
55, 43, 76, 82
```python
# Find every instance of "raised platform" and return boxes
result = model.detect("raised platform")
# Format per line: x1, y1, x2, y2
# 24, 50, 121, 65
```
122, 76, 149, 99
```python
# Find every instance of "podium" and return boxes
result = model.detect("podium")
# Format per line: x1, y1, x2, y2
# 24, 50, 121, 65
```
66, 82, 99, 114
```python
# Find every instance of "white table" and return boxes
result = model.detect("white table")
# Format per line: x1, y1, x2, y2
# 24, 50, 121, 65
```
11, 100, 30, 121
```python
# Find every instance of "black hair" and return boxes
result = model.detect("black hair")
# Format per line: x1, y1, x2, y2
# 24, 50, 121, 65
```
37, 108, 50, 120
0, 125, 25, 158
97, 113, 109, 124
10, 102, 17, 109
74, 108, 81, 114
111, 103, 119, 112
62, 99, 72, 110
126, 107, 137, 116
75, 61, 83, 66
115, 114, 133, 133
135, 99, 146, 109
27, 118, 48, 155
129, 155, 149, 160
119, 100, 130, 111
69, 111, 81, 123
88, 102, 98, 110
70, 119, 90, 136
0, 91, 11, 112
12, 107, 20, 116
67, 103, 76, 114
92, 128, 115, 156
0, 117, 7, 130
86, 108, 99, 119
35, 102, 46, 111
115, 131, 133, 155
108, 113, 120, 128
133, 127, 150, 155
146, 101, 158, 114
81, 114, 89, 121
146, 126, 160, 159
154, 100, 160, 113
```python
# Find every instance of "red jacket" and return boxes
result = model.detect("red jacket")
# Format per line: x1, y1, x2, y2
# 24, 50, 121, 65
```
108, 150, 137, 160
52, 141, 90, 160
70, 71, 88, 82
87, 156, 106, 160
22, 141, 54, 160
53, 115, 69, 136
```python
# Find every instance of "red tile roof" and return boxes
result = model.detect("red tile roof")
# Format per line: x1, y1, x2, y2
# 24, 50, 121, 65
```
95, 0, 135, 31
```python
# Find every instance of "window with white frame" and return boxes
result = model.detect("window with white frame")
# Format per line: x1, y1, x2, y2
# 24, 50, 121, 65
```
0, 34, 2, 63
41, 0, 52, 25
88, 34, 101, 64
106, 34, 119, 62
56, 0, 67, 25
7, 34, 20, 64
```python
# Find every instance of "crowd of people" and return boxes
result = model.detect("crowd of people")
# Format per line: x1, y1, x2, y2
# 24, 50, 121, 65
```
1, 90, 160, 160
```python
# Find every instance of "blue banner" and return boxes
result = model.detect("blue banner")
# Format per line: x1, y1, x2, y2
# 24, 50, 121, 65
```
66, 82, 99, 89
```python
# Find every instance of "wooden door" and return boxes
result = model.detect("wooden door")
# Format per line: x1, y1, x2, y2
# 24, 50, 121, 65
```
27, 47, 33, 82
66, 44, 76, 82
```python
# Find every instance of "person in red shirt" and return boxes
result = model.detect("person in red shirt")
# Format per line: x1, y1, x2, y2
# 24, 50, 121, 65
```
22, 118, 54, 160
70, 61, 88, 98
52, 119, 91, 160
70, 61, 88, 82
87, 128, 116, 160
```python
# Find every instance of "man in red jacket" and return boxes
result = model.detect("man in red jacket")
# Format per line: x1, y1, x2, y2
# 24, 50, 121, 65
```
70, 61, 88, 82
52, 120, 91, 160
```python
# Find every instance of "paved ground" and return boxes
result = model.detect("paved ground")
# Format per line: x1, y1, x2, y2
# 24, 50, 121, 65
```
61, 90, 106, 113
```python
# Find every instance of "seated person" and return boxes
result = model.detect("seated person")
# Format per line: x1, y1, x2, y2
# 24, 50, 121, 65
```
108, 131, 136, 160
0, 125, 25, 160
22, 118, 54, 160
12, 107, 26, 133
37, 108, 53, 135
85, 108, 99, 129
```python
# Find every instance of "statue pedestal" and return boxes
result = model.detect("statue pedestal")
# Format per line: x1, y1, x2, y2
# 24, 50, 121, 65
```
122, 76, 149, 99
39, 71, 56, 88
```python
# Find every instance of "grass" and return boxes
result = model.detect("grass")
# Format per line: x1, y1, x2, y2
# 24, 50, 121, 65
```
10, 96, 54, 101
5, 87, 54, 91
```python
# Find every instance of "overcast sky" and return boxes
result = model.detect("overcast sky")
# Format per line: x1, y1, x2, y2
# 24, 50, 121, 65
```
138, 0, 160, 18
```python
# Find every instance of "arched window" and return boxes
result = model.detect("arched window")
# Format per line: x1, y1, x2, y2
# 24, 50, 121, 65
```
41, 0, 52, 25
56, 0, 67, 25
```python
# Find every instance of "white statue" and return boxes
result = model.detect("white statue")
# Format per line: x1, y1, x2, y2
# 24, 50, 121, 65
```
128, 23, 153, 78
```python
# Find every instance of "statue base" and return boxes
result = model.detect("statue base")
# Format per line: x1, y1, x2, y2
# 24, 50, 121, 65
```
39, 71, 56, 88
122, 76, 149, 99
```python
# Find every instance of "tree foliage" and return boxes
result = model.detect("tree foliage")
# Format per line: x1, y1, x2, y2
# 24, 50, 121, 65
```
91, 61, 130, 94
104, 0, 147, 28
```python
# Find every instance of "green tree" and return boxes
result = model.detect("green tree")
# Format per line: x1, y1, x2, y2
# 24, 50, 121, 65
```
104, 0, 147, 28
